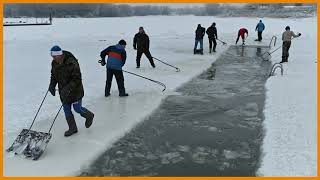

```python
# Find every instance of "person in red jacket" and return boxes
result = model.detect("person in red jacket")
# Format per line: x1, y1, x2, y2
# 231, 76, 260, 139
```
236, 28, 248, 45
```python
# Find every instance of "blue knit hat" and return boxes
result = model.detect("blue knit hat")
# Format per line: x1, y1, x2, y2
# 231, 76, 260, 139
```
50, 45, 63, 56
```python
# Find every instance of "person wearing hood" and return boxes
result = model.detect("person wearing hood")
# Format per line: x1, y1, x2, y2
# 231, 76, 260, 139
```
255, 20, 265, 41
194, 24, 206, 54
133, 27, 155, 68
281, 26, 301, 63
100, 39, 129, 97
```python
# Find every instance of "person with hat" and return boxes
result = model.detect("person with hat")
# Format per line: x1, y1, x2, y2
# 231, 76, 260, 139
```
255, 20, 265, 41
133, 27, 155, 68
281, 26, 301, 63
48, 45, 94, 137
236, 27, 248, 45
100, 39, 129, 97
206, 22, 218, 53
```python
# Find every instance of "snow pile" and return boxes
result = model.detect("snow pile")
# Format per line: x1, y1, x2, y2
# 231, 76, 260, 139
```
257, 16, 317, 176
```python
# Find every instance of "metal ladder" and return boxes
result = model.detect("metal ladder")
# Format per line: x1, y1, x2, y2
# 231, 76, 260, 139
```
269, 63, 283, 76
269, 36, 277, 47
261, 36, 279, 61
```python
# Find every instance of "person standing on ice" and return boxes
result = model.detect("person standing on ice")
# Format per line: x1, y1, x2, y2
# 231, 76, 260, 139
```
194, 24, 206, 54
100, 39, 129, 97
48, 45, 94, 137
255, 20, 265, 41
280, 26, 301, 63
133, 26, 156, 68
236, 28, 248, 45
206, 22, 218, 53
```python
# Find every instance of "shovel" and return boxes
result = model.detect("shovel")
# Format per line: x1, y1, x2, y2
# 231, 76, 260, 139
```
217, 38, 227, 45
6, 90, 62, 160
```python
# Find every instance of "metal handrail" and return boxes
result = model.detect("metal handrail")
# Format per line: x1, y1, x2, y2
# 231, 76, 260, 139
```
269, 36, 277, 47
269, 63, 283, 76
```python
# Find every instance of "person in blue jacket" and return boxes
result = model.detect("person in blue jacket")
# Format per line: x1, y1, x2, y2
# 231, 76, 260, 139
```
255, 20, 265, 41
100, 40, 128, 97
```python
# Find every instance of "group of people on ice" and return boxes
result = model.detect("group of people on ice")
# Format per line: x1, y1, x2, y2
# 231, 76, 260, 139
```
47, 21, 301, 137
48, 26, 156, 137
193, 23, 218, 55
193, 21, 256, 55
193, 19, 301, 63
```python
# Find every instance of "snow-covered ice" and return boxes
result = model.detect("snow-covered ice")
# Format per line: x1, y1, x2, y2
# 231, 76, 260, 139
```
3, 16, 317, 176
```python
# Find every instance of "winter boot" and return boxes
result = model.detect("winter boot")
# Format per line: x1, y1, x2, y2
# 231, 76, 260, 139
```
80, 108, 94, 128
65, 115, 78, 137
285, 56, 289, 62
105, 81, 111, 97
119, 93, 129, 97
149, 58, 156, 68
209, 49, 212, 53
280, 56, 288, 63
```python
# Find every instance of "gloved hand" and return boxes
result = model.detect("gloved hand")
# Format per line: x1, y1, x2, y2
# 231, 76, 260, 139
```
100, 60, 106, 66
48, 86, 55, 96
60, 87, 71, 100
298, 33, 301, 36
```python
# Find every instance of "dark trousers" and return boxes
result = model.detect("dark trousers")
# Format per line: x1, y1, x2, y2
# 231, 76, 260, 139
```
282, 41, 291, 62
105, 68, 126, 95
208, 38, 217, 52
236, 34, 245, 44
258, 32, 263, 41
136, 50, 155, 67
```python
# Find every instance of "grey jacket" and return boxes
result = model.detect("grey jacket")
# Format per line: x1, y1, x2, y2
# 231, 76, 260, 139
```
282, 30, 299, 42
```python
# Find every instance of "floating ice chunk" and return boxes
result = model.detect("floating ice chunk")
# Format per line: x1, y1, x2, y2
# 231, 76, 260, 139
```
223, 150, 240, 159
208, 127, 218, 132
241, 103, 259, 117
177, 145, 190, 152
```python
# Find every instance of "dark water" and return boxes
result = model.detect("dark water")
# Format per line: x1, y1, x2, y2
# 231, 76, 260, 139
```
80, 46, 271, 176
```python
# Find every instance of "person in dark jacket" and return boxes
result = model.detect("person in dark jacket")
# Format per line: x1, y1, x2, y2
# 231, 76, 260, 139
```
100, 39, 128, 97
194, 24, 206, 54
48, 45, 94, 137
133, 27, 155, 68
255, 20, 265, 41
206, 22, 218, 53
236, 28, 248, 45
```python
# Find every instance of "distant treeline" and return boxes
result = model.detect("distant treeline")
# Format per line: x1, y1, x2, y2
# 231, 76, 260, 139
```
4, 4, 171, 17
4, 3, 316, 18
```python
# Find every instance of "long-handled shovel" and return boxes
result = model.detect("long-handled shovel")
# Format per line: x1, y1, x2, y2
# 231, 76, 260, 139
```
98, 60, 166, 92
217, 38, 227, 45
6, 90, 62, 160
